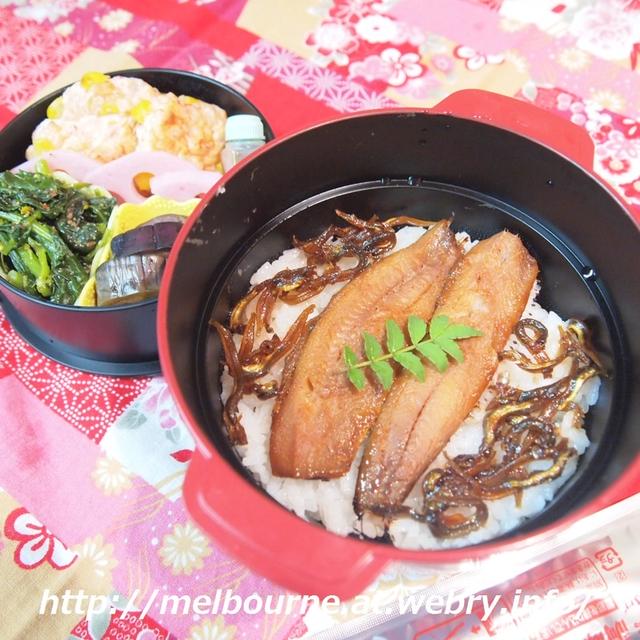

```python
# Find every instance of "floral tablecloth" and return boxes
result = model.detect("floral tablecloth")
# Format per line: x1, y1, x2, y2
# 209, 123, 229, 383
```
1, 1, 639, 639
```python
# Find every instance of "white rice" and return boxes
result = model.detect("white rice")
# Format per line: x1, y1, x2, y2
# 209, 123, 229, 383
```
221, 227, 600, 549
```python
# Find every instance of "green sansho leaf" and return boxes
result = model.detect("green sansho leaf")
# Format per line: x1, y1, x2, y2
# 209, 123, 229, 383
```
363, 332, 383, 360
441, 324, 484, 340
416, 342, 448, 372
408, 315, 427, 345
393, 351, 425, 381
342, 315, 481, 390
429, 315, 450, 339
343, 346, 358, 367
385, 319, 405, 352
436, 336, 465, 363
347, 367, 366, 390
371, 360, 394, 390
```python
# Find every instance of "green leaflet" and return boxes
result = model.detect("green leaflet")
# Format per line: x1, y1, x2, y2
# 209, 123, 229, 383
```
408, 315, 427, 345
343, 314, 482, 390
347, 367, 366, 390
343, 345, 358, 367
385, 319, 405, 352
393, 351, 425, 381
441, 324, 483, 340
435, 336, 465, 363
429, 314, 450, 339
363, 332, 383, 360
344, 346, 366, 390
416, 341, 448, 372
371, 360, 394, 389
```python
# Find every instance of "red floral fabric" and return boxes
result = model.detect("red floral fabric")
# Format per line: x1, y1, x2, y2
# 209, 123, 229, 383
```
0, 1, 639, 639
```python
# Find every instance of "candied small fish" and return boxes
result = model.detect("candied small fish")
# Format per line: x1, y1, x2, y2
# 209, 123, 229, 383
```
269, 220, 462, 479
355, 231, 539, 514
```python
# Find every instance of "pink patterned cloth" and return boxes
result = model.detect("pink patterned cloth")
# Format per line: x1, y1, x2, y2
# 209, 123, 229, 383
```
0, 1, 639, 639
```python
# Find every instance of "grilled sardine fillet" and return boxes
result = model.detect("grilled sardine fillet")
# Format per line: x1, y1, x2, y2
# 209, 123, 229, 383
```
269, 220, 462, 479
355, 231, 538, 514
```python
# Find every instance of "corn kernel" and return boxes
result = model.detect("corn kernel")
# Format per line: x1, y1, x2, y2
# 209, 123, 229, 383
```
130, 99, 152, 124
80, 71, 109, 89
46, 96, 64, 119
100, 102, 119, 115
33, 138, 55, 154
181, 95, 199, 105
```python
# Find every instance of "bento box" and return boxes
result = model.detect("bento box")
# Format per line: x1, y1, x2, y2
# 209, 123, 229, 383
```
158, 90, 640, 597
0, 68, 273, 376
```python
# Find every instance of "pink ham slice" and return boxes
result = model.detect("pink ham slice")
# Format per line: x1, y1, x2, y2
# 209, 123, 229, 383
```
12, 150, 102, 181
13, 150, 221, 203
150, 169, 222, 201
84, 151, 199, 203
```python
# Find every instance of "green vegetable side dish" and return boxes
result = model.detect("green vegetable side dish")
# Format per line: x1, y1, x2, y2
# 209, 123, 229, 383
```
0, 167, 116, 305
343, 315, 482, 390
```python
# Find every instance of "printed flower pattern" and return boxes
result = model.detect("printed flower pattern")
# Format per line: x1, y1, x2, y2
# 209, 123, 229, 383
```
159, 521, 212, 575
196, 49, 254, 93
349, 53, 391, 82
70, 608, 171, 639
536, 85, 640, 196
591, 89, 626, 113
596, 129, 640, 162
620, 117, 640, 139
569, 2, 640, 61
329, 0, 373, 22
394, 73, 442, 100
355, 14, 400, 44
558, 47, 590, 71
74, 534, 116, 578
188, 617, 237, 640
306, 0, 425, 90
0, 312, 148, 441
307, 20, 359, 66
53, 21, 74, 36
96, 8, 133, 32
5, 0, 92, 23
453, 45, 505, 71
141, 379, 193, 456
430, 53, 454, 74
555, 92, 612, 132
379, 48, 422, 86
499, 0, 575, 31
111, 39, 140, 54
143, 381, 180, 431
600, 156, 631, 176
72, 534, 117, 580
621, 176, 640, 201
92, 455, 133, 495
350, 48, 422, 85
4, 508, 77, 569
0, 7, 83, 111
243, 40, 397, 112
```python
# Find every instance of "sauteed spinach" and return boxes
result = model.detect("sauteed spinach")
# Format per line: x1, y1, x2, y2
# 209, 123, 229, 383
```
0, 168, 116, 304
